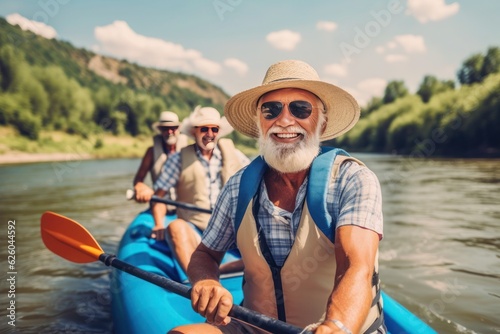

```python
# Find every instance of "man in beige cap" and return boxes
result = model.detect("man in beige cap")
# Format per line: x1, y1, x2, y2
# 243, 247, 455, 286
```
171, 60, 385, 333
152, 106, 249, 274
132, 111, 188, 203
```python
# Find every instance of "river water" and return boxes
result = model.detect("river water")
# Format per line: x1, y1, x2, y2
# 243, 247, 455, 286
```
0, 154, 499, 333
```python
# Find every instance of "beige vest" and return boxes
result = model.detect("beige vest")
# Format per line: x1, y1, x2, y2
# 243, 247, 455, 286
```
236, 156, 381, 332
176, 138, 246, 230
151, 134, 189, 183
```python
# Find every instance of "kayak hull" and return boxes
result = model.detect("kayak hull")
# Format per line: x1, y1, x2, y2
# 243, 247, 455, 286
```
111, 210, 436, 333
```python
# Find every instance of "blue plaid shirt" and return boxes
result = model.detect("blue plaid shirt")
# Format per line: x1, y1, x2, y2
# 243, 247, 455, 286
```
202, 160, 383, 267
154, 145, 223, 209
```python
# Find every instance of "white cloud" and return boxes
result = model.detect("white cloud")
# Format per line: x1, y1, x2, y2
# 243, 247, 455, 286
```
192, 58, 221, 76
316, 21, 338, 32
387, 41, 398, 50
406, 0, 460, 23
385, 54, 407, 63
6, 13, 57, 39
93, 20, 221, 75
378, 34, 426, 62
394, 34, 426, 53
324, 63, 348, 77
357, 78, 387, 96
266, 30, 301, 51
224, 58, 248, 76
348, 78, 387, 107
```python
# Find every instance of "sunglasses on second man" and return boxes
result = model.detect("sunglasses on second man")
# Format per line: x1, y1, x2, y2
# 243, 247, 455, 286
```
195, 126, 219, 133
259, 100, 320, 120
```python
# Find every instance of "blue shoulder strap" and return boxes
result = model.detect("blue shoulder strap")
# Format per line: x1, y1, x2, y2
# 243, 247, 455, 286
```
307, 147, 349, 241
235, 156, 268, 232
235, 147, 349, 239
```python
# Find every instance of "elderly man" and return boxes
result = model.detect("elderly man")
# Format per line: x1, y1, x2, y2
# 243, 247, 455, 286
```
170, 60, 385, 334
151, 106, 249, 273
132, 111, 188, 203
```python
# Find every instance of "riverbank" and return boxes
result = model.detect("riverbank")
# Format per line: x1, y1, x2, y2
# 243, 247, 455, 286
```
0, 126, 151, 166
0, 126, 258, 165
0, 151, 94, 165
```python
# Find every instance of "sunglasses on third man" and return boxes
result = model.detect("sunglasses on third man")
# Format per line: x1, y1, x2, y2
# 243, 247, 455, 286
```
159, 126, 179, 131
196, 126, 219, 133
259, 100, 318, 120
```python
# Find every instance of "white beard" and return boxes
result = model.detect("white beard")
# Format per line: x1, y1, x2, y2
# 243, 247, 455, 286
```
166, 136, 177, 145
205, 141, 216, 150
258, 125, 321, 173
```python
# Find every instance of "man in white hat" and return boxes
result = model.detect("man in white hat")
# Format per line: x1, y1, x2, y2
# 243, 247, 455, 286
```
132, 111, 188, 203
172, 60, 385, 333
151, 106, 250, 274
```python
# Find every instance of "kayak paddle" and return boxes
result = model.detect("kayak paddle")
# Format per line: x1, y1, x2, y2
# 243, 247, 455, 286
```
126, 189, 213, 214
40, 211, 311, 334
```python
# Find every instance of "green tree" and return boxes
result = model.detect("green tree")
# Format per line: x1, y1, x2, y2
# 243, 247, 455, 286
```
93, 86, 114, 131
362, 96, 383, 116
383, 80, 408, 104
457, 53, 484, 85
34, 66, 72, 128
0, 45, 26, 92
481, 46, 500, 79
417, 75, 455, 103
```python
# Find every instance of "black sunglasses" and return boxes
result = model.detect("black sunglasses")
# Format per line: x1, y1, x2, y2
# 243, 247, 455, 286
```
260, 100, 315, 120
159, 126, 178, 131
196, 126, 219, 133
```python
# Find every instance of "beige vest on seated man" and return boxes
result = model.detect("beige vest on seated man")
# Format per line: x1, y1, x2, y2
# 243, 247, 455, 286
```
151, 134, 189, 183
151, 134, 189, 211
236, 156, 382, 332
176, 138, 246, 230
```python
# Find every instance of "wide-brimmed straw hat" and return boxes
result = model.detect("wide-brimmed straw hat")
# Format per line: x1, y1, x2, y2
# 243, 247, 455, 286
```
224, 59, 360, 141
152, 111, 180, 132
179, 106, 233, 139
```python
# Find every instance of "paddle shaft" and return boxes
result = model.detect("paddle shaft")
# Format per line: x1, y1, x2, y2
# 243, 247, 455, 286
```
150, 195, 213, 214
126, 189, 213, 214
99, 253, 310, 334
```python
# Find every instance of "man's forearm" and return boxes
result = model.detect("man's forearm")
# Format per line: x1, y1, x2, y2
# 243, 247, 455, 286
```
326, 267, 373, 333
152, 203, 166, 228
188, 246, 223, 285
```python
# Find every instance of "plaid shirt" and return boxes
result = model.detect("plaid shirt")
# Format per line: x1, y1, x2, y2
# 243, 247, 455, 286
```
154, 145, 223, 209
202, 160, 383, 267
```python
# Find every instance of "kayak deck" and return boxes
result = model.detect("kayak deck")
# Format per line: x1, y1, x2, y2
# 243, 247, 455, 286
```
111, 210, 243, 333
111, 210, 436, 333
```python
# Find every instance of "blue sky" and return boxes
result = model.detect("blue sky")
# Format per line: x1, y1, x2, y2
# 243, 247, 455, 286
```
1, 0, 499, 107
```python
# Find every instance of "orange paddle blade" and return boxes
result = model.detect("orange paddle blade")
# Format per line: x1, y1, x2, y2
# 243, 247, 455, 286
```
40, 211, 104, 263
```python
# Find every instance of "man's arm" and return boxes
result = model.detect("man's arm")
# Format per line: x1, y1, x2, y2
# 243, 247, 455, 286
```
133, 147, 154, 202
151, 152, 182, 238
188, 242, 232, 326
315, 226, 379, 334
151, 188, 168, 238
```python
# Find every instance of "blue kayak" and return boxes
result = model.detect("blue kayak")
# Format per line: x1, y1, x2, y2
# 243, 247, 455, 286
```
111, 210, 437, 333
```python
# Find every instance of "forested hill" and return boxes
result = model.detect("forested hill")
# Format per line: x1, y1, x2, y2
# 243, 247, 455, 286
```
0, 17, 232, 141
1, 16, 499, 157
326, 46, 500, 157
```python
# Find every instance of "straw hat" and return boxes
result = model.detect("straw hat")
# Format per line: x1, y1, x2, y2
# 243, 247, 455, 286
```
179, 106, 233, 139
152, 111, 180, 131
224, 60, 360, 141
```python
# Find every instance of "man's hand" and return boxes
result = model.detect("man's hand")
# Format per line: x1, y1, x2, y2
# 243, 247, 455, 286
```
191, 279, 233, 326
134, 182, 154, 202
